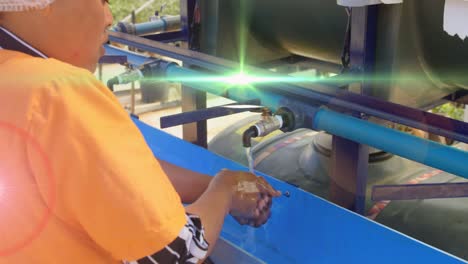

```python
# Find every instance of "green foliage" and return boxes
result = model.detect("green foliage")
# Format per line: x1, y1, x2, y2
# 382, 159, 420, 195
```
432, 102, 465, 121
109, 0, 179, 24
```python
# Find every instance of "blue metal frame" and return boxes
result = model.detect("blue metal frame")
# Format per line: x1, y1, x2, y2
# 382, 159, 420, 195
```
98, 55, 127, 64
102, 45, 468, 179
104, 45, 150, 65
179, 0, 196, 45
165, 64, 468, 179
143, 30, 185, 43
107, 31, 468, 144
179, 0, 209, 147
160, 99, 261, 128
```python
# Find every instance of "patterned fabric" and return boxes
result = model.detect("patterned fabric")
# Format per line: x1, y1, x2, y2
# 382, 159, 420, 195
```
124, 214, 209, 264
0, 0, 55, 11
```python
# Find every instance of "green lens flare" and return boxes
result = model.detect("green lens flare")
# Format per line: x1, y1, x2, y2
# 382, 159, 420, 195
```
136, 73, 468, 88
238, 0, 247, 75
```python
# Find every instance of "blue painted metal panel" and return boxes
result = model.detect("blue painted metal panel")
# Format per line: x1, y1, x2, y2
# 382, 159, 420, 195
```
132, 118, 466, 264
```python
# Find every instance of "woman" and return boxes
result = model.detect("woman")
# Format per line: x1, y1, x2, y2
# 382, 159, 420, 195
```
0, 0, 280, 263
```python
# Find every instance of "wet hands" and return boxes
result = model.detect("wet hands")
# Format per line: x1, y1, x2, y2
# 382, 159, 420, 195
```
214, 169, 281, 227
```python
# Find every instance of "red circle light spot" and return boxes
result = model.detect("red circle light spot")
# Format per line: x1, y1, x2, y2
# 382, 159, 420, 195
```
0, 121, 56, 256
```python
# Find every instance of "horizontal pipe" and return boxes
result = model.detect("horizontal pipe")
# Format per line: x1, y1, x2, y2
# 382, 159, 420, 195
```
313, 108, 468, 179
165, 64, 468, 179
113, 16, 181, 36
371, 182, 468, 201
136, 16, 181, 35
160, 103, 260, 128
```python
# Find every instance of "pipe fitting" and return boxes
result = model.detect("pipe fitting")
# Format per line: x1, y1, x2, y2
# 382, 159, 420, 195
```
254, 115, 283, 137
107, 59, 179, 90
242, 126, 258, 148
113, 16, 181, 36
242, 108, 285, 148
275, 107, 296, 132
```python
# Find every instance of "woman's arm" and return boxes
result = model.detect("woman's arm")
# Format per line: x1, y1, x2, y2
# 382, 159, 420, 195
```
157, 158, 213, 204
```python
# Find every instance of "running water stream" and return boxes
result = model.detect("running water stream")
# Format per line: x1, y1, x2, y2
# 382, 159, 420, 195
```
245, 147, 255, 173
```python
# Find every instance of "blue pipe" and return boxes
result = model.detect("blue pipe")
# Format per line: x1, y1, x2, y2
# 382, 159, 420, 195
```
136, 20, 167, 35
113, 15, 181, 36
165, 64, 468, 179
313, 108, 468, 178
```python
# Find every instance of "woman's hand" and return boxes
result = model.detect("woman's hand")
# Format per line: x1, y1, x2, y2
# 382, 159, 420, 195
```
212, 169, 281, 227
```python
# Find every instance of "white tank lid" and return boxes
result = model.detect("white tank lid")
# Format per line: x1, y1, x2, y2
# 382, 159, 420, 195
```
337, 0, 402, 6
444, 0, 468, 40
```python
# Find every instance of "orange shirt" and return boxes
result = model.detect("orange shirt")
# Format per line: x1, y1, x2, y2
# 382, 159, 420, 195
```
0, 49, 186, 263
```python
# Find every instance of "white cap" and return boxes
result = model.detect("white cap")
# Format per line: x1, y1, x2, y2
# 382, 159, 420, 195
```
0, 0, 55, 12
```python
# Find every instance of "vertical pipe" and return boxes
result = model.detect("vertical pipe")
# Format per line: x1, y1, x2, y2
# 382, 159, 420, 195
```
464, 105, 468, 122
182, 87, 207, 147
131, 81, 136, 114
180, 0, 208, 147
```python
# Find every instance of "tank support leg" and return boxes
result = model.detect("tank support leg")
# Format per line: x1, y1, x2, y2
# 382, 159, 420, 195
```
329, 6, 377, 214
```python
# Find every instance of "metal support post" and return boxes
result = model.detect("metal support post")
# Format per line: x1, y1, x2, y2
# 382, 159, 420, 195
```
329, 5, 377, 214
330, 137, 368, 213
465, 105, 468, 122
179, 0, 208, 147
182, 87, 207, 147
180, 0, 196, 44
